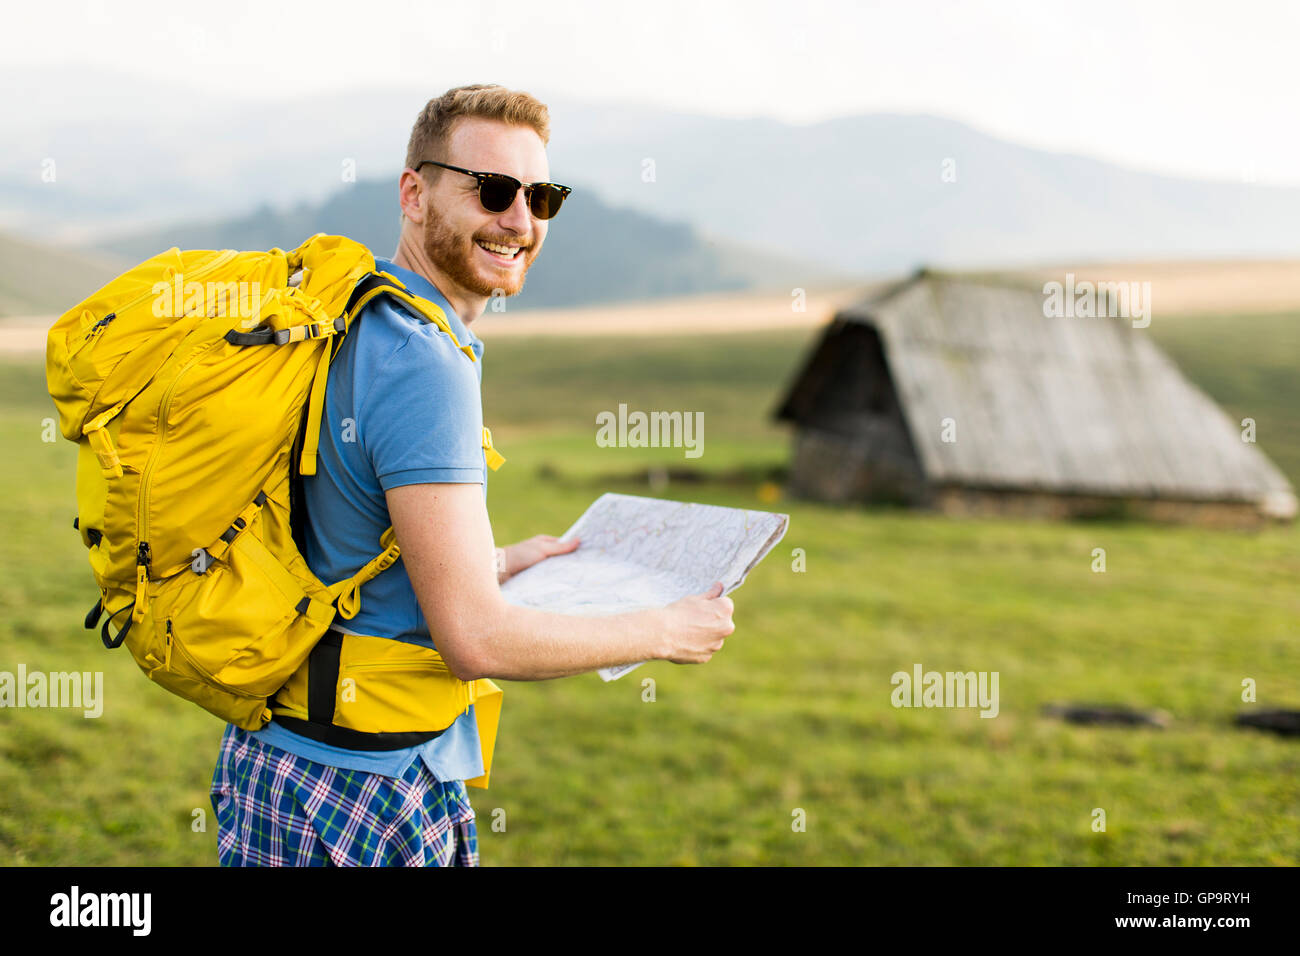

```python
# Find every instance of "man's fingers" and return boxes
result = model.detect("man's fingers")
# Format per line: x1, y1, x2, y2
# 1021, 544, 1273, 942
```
532, 534, 580, 555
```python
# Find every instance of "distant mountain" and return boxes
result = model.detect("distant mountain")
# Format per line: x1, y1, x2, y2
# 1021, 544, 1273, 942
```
0, 232, 125, 317
95, 178, 830, 310
5, 68, 1300, 276
542, 106, 1300, 274
0, 69, 420, 242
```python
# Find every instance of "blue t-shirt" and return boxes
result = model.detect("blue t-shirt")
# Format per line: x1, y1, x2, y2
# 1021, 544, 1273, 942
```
246, 258, 488, 780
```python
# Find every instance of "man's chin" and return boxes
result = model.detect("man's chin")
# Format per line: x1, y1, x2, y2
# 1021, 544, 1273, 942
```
459, 276, 521, 298
469, 264, 526, 298
425, 255, 524, 300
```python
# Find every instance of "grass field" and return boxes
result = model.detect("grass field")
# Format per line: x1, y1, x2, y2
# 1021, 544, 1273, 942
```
1, 310, 1297, 865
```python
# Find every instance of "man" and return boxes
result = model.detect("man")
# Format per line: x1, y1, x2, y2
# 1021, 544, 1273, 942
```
209, 84, 736, 867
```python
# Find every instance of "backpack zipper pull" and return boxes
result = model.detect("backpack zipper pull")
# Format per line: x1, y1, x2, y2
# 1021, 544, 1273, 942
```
164, 619, 174, 670
133, 542, 151, 623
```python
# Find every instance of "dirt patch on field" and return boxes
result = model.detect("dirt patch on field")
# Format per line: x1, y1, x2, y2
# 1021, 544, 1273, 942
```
471, 284, 877, 339
0, 317, 55, 355
1009, 259, 1300, 318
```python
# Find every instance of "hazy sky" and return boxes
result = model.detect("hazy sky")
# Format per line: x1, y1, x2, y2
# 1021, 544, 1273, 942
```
5, 0, 1298, 186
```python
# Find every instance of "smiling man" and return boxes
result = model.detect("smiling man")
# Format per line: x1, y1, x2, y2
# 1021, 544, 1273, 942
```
209, 84, 736, 868
395, 90, 561, 315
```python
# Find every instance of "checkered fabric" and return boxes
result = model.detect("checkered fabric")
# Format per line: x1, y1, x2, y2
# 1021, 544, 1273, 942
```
210, 723, 478, 867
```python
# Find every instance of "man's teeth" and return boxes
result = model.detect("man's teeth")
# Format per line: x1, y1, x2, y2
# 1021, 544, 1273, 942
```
478, 240, 522, 257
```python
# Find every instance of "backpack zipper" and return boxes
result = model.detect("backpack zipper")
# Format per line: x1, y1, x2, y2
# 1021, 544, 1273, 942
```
343, 659, 453, 674
133, 541, 152, 619
80, 312, 117, 347
70, 249, 239, 357
164, 619, 263, 700
134, 338, 222, 594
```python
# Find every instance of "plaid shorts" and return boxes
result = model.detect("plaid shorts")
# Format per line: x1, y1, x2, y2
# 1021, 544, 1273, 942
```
210, 723, 478, 867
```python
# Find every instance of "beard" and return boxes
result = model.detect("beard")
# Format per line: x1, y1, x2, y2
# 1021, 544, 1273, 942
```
420, 199, 537, 299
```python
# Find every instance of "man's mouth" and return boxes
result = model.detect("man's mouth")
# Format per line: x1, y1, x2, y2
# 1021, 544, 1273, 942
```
476, 238, 525, 262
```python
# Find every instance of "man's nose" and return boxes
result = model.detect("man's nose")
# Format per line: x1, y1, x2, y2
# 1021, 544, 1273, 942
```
497, 187, 532, 233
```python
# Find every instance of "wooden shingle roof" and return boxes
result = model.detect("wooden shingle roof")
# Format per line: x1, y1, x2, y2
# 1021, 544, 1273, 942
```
796, 272, 1295, 513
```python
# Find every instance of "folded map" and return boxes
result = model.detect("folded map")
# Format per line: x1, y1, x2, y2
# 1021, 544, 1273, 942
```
499, 492, 789, 680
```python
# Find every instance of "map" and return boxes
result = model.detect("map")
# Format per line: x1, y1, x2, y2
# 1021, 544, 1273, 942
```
499, 492, 789, 680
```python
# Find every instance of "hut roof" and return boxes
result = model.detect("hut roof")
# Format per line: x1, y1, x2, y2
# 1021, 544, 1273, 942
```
777, 272, 1295, 513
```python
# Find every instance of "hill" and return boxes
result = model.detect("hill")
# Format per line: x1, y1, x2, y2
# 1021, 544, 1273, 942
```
0, 233, 124, 318
96, 178, 832, 309
3, 70, 1299, 275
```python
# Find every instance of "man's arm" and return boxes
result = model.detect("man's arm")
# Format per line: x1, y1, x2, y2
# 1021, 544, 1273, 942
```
387, 482, 734, 682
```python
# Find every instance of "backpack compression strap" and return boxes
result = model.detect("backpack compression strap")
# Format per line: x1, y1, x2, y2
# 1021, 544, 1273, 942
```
327, 525, 401, 619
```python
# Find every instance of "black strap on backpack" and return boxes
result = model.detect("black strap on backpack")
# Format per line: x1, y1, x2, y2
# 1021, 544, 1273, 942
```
270, 630, 448, 752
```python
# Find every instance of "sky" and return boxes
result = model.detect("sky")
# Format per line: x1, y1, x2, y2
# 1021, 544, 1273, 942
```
4, 0, 1298, 186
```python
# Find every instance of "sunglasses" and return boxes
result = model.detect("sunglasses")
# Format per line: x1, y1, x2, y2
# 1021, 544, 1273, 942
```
415, 160, 572, 220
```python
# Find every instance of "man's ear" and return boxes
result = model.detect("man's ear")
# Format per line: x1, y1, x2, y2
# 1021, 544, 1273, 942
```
398, 168, 427, 225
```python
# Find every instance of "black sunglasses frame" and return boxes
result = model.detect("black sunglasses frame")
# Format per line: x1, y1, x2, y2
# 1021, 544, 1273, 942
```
414, 160, 572, 220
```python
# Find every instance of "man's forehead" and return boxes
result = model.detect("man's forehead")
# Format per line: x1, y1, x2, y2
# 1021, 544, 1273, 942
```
444, 117, 549, 180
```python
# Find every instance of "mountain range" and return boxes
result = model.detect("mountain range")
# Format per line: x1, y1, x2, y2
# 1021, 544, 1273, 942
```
95, 179, 823, 310
2, 67, 1298, 311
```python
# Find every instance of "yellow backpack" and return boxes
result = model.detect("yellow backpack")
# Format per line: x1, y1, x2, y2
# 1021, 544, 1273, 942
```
46, 234, 505, 786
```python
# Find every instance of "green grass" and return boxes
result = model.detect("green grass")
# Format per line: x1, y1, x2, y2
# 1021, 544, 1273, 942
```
1, 316, 1297, 866
1147, 310, 1300, 484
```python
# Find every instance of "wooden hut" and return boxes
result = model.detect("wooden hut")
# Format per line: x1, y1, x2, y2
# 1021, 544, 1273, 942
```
773, 271, 1296, 526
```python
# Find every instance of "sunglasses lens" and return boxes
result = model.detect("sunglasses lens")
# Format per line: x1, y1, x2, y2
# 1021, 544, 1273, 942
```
478, 175, 519, 213
529, 185, 568, 220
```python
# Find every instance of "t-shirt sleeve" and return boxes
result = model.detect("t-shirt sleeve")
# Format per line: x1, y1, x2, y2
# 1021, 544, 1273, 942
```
357, 320, 485, 490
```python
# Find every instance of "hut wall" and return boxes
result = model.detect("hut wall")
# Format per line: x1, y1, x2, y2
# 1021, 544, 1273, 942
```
788, 426, 928, 504
782, 322, 927, 504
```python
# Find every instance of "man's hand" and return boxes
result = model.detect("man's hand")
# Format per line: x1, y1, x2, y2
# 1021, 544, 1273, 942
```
661, 582, 735, 664
386, 482, 738, 681
501, 534, 581, 582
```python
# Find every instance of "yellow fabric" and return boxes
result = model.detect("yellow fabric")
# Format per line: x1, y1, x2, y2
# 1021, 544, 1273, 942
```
44, 234, 507, 781
84, 405, 126, 479
298, 346, 332, 476
482, 426, 506, 471
333, 633, 474, 731
269, 631, 503, 789
464, 679, 502, 789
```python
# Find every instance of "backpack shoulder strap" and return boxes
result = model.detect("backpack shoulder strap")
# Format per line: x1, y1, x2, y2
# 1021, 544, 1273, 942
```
295, 269, 479, 477
346, 270, 478, 362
